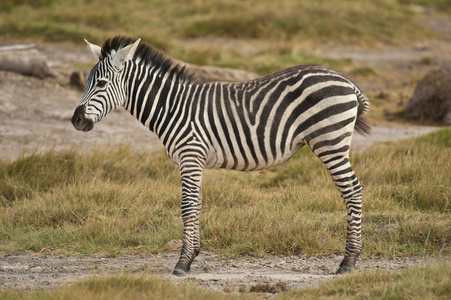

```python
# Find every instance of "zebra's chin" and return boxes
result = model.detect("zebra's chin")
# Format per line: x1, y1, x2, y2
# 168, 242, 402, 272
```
72, 121, 93, 132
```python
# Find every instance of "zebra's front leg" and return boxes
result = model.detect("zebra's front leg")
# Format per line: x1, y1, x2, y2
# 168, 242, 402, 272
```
172, 159, 204, 276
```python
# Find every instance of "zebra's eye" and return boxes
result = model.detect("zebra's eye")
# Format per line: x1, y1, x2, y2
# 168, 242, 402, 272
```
97, 79, 108, 88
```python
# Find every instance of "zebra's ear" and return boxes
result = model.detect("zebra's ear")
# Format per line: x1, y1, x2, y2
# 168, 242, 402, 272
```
85, 39, 103, 61
111, 38, 141, 69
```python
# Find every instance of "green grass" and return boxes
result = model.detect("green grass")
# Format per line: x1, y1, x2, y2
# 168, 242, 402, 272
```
0, 129, 450, 258
0, 0, 449, 76
1, 0, 444, 45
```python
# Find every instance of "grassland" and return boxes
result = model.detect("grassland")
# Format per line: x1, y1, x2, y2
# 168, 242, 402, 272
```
0, 129, 449, 258
0, 130, 448, 299
1, 0, 446, 46
1, 0, 450, 76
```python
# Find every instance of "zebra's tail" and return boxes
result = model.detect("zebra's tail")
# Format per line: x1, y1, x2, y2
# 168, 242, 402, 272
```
353, 85, 371, 136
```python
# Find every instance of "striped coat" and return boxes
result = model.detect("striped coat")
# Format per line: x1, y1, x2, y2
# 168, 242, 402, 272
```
72, 36, 370, 276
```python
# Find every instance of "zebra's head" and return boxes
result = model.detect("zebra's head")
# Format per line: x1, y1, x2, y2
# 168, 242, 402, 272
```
71, 38, 141, 132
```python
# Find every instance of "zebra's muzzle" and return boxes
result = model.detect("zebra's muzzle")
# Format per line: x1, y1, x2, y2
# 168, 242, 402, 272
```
71, 105, 94, 132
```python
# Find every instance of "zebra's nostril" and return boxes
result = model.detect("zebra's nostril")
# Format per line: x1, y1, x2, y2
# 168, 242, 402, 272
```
71, 105, 88, 130
71, 114, 82, 126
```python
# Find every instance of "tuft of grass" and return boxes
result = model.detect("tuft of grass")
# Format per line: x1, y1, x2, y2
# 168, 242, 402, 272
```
276, 260, 451, 299
349, 66, 378, 76
0, 273, 256, 300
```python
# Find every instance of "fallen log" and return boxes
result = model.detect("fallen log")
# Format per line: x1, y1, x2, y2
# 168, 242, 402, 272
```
0, 45, 57, 79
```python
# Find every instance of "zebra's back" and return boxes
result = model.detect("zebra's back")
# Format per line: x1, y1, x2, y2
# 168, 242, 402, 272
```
189, 65, 364, 171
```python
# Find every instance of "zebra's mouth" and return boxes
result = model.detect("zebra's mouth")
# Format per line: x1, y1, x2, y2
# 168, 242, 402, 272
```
71, 105, 94, 132
80, 122, 94, 132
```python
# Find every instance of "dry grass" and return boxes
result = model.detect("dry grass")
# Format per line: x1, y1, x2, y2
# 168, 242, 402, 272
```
0, 273, 255, 300
276, 259, 451, 299
1, 0, 443, 45
0, 130, 449, 257
0, 0, 448, 77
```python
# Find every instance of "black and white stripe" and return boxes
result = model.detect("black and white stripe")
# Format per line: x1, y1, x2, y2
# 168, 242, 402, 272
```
72, 36, 370, 276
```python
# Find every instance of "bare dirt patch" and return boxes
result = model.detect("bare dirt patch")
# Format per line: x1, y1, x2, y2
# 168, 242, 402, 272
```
0, 251, 444, 294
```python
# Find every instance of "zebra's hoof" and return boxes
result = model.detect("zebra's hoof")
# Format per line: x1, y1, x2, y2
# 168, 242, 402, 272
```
335, 266, 353, 274
172, 268, 187, 277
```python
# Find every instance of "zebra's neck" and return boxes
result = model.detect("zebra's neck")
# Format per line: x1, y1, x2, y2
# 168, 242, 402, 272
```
123, 61, 197, 138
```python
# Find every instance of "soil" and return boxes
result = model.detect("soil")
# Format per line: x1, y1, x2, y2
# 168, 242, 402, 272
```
0, 251, 445, 294
0, 11, 450, 295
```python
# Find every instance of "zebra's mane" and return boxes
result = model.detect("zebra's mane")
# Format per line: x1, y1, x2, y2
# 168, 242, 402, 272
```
101, 36, 196, 84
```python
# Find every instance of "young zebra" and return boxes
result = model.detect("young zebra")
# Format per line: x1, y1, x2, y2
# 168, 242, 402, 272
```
72, 36, 370, 276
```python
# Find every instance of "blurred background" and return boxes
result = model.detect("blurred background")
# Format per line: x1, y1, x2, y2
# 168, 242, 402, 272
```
0, 0, 451, 155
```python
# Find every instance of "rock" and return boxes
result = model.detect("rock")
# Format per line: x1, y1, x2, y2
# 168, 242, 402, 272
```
405, 66, 451, 125
69, 70, 88, 91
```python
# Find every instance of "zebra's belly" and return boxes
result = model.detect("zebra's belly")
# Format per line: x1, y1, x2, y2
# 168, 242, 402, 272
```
205, 142, 305, 171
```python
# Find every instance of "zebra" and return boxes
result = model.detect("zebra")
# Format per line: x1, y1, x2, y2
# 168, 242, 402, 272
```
71, 36, 370, 276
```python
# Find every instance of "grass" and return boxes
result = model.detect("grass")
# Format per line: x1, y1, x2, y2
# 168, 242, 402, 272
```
0, 129, 450, 258
0, 273, 256, 300
276, 259, 451, 299
1, 260, 449, 299
1, 0, 444, 45
0, 0, 449, 77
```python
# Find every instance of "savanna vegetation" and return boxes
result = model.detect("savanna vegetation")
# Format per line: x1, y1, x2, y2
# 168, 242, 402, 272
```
1, 129, 449, 257
0, 129, 451, 299
1, 0, 447, 45
0, 129, 450, 298
1, 0, 450, 298
0, 0, 450, 76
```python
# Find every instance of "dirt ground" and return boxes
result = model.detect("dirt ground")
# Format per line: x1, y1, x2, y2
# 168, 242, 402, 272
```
0, 11, 450, 294
0, 251, 446, 294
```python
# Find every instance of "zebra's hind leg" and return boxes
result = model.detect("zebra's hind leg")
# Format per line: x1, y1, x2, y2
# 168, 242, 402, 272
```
314, 146, 363, 274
